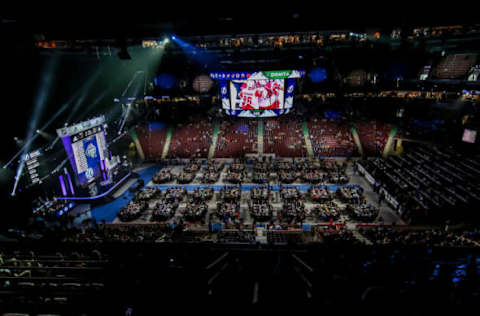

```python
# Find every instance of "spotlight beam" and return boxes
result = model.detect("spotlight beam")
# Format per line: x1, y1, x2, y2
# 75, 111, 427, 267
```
65, 68, 103, 123
3, 68, 103, 169
47, 136, 60, 150
10, 163, 24, 196
82, 88, 111, 118
3, 134, 40, 169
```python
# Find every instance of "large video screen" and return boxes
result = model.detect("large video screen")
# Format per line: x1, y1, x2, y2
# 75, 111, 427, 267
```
57, 116, 108, 187
231, 79, 284, 110
211, 70, 305, 117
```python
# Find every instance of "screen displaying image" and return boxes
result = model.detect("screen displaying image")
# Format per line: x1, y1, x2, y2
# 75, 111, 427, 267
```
211, 70, 305, 117
57, 117, 108, 187
462, 129, 477, 143
70, 126, 107, 185
419, 65, 431, 80
231, 79, 284, 110
467, 66, 480, 81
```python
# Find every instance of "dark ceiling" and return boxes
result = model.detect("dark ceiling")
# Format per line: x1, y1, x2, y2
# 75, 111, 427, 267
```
4, 5, 479, 40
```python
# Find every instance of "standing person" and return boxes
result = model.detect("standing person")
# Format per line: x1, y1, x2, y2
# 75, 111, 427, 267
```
378, 191, 384, 206
375, 181, 381, 193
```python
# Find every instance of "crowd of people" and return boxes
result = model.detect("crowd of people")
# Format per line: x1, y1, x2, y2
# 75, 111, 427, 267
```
118, 201, 148, 222
151, 199, 178, 221
310, 202, 340, 222
216, 202, 240, 223
191, 187, 214, 202
152, 169, 174, 184
183, 201, 208, 222
347, 202, 379, 222
336, 186, 364, 204
310, 186, 333, 202
249, 202, 273, 222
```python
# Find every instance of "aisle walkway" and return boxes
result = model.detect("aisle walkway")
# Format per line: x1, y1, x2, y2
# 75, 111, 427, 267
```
382, 127, 397, 157
161, 126, 173, 159
208, 122, 220, 159
351, 127, 364, 156
301, 122, 314, 158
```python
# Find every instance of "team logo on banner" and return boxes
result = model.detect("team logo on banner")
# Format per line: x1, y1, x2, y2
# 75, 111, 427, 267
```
86, 143, 97, 158
288, 85, 294, 93
85, 167, 94, 179
221, 86, 227, 95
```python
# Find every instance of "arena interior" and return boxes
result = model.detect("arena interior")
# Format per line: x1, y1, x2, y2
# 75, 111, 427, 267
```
2, 7, 480, 314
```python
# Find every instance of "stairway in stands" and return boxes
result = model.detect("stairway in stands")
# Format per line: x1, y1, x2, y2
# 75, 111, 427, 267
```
161, 126, 173, 159
351, 127, 364, 156
129, 127, 145, 160
257, 119, 264, 155
208, 122, 220, 159
382, 127, 397, 158
206, 251, 312, 306
301, 121, 314, 158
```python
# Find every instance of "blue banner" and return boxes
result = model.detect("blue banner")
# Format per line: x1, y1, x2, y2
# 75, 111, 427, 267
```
219, 80, 230, 109
78, 136, 102, 185
285, 78, 296, 109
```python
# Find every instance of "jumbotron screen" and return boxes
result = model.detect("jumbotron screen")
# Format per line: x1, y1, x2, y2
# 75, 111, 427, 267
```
210, 70, 305, 117
56, 116, 108, 187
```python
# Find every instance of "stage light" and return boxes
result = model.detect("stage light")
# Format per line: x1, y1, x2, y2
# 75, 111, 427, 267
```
156, 73, 176, 90
171, 35, 176, 40
164, 38, 170, 44
309, 68, 327, 83
4, 54, 59, 172
13, 137, 23, 147
36, 129, 41, 133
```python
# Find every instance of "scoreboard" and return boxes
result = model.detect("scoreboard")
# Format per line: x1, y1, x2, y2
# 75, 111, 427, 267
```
22, 149, 52, 187
210, 70, 305, 117
70, 125, 107, 184
57, 116, 108, 187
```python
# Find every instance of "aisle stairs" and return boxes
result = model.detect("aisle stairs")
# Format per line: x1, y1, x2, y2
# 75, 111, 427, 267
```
301, 122, 314, 158
208, 122, 220, 159
161, 126, 173, 159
